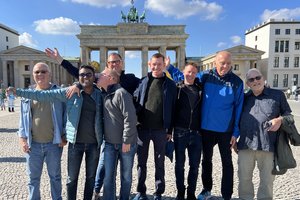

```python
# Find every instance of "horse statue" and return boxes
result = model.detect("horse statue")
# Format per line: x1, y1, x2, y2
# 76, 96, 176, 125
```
140, 11, 146, 23
127, 7, 139, 23
121, 11, 126, 22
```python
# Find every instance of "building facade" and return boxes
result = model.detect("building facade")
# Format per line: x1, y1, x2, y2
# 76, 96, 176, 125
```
0, 23, 19, 51
245, 19, 300, 90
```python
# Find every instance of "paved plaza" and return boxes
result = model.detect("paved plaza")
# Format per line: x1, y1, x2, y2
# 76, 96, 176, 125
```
0, 98, 299, 200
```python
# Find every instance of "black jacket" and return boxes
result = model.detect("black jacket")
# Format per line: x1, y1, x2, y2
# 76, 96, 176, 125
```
272, 115, 299, 175
173, 79, 202, 131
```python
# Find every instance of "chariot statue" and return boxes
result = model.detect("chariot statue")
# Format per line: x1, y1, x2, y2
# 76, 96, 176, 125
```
120, 0, 146, 23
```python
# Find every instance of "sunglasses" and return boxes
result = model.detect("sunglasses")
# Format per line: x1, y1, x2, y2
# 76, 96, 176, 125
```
79, 73, 93, 78
33, 70, 48, 74
248, 76, 262, 83
107, 60, 121, 65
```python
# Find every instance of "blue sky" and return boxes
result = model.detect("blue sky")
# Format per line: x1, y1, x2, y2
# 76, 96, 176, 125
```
1, 0, 300, 77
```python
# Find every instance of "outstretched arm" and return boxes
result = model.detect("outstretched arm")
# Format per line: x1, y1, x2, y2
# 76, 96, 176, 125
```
45, 48, 79, 78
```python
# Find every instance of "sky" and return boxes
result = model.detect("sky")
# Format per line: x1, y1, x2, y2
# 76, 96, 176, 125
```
1, 0, 300, 77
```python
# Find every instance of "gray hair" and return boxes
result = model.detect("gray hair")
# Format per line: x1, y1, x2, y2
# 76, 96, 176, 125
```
246, 68, 262, 80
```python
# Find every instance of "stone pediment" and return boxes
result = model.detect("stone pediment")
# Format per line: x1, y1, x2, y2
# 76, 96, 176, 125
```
0, 45, 44, 55
224, 45, 264, 55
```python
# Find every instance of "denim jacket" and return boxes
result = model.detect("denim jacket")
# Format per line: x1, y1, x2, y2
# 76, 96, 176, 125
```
18, 84, 65, 147
16, 87, 104, 148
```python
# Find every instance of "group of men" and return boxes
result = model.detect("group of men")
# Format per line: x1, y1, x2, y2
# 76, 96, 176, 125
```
15, 47, 291, 200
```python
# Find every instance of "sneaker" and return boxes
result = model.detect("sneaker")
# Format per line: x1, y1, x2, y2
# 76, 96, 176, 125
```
133, 192, 148, 200
197, 190, 211, 200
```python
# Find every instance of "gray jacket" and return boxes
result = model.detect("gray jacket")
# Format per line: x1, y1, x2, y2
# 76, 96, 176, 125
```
103, 84, 137, 145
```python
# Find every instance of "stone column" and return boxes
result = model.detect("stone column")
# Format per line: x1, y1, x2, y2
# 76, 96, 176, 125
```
178, 45, 186, 70
2, 60, 7, 87
118, 47, 125, 69
81, 46, 88, 65
142, 46, 149, 77
159, 46, 167, 57
30, 61, 34, 85
99, 47, 107, 72
13, 60, 19, 88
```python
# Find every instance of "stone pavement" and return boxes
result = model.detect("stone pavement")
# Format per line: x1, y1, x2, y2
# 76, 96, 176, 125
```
0, 98, 299, 200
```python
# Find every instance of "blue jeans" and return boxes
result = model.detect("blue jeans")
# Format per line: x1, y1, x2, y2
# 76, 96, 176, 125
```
173, 128, 202, 196
67, 143, 99, 200
26, 141, 63, 200
136, 129, 167, 195
103, 142, 136, 200
94, 142, 105, 193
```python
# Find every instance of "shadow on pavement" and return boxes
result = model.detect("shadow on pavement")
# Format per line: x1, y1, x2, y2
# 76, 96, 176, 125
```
0, 157, 26, 163
0, 128, 18, 133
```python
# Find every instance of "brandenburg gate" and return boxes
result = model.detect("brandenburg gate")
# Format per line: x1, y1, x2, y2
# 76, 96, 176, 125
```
77, 3, 188, 76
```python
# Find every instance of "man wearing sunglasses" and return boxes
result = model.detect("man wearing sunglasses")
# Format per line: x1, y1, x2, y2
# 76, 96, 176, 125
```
17, 62, 66, 200
237, 68, 292, 200
16, 65, 104, 200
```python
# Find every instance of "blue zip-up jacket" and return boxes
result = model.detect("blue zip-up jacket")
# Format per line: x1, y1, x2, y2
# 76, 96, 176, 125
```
168, 65, 244, 138
133, 72, 177, 134
18, 84, 65, 147
16, 87, 104, 148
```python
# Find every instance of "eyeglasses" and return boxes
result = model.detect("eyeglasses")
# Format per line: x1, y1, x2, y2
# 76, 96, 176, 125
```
79, 73, 93, 78
248, 76, 262, 83
33, 70, 48, 74
107, 60, 121, 65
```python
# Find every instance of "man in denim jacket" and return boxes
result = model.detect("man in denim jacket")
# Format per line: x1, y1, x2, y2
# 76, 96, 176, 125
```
18, 62, 66, 200
17, 65, 104, 200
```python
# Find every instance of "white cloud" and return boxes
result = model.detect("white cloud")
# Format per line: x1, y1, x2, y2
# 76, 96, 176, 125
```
145, 0, 223, 20
34, 17, 80, 35
230, 35, 242, 45
217, 42, 226, 48
125, 51, 140, 59
19, 32, 38, 48
260, 8, 300, 22
63, 0, 130, 8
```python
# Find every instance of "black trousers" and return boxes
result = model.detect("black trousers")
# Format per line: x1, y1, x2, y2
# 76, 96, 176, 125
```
201, 131, 233, 199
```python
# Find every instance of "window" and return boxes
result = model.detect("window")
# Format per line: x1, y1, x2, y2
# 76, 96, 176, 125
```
295, 42, 300, 50
6, 46, 9, 50
273, 74, 278, 87
294, 57, 299, 68
275, 41, 279, 52
293, 74, 299, 86
274, 57, 279, 68
24, 65, 30, 71
283, 74, 289, 87
275, 29, 280, 35
296, 29, 300, 35
284, 57, 289, 68
255, 45, 257, 49
280, 41, 284, 52
6, 36, 8, 42
255, 36, 258, 41
234, 64, 239, 71
285, 41, 289, 52
285, 29, 290, 35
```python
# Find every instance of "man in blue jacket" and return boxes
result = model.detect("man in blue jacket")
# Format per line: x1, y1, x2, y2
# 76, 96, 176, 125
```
18, 62, 66, 200
168, 51, 244, 200
16, 65, 104, 200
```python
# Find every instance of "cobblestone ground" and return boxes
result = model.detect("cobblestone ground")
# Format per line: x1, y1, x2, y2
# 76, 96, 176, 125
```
0, 99, 299, 199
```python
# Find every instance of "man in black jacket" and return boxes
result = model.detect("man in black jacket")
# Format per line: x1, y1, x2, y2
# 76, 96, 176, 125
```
173, 62, 202, 200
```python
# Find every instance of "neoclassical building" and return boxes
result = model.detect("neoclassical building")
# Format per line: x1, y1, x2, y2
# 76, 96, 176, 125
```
0, 45, 73, 88
77, 22, 189, 76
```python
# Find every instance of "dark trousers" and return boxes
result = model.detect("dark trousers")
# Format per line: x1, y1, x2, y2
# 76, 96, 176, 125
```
174, 128, 202, 196
201, 131, 233, 199
136, 129, 167, 195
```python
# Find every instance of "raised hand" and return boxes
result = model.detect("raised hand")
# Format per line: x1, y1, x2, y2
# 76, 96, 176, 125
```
45, 48, 63, 64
